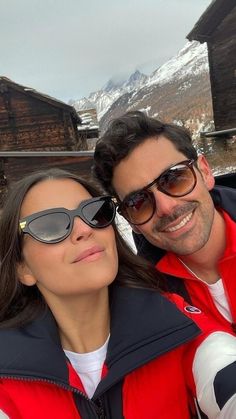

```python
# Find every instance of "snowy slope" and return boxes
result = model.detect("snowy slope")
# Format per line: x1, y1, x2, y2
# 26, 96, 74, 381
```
70, 41, 208, 122
99, 40, 212, 138
146, 41, 208, 87
71, 70, 147, 120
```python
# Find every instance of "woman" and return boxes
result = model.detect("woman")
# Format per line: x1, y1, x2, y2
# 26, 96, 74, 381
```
0, 168, 235, 419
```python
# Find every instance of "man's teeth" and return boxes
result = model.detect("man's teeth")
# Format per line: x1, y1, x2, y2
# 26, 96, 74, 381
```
165, 212, 193, 232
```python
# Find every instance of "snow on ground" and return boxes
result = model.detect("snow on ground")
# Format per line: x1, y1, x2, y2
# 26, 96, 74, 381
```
115, 213, 136, 253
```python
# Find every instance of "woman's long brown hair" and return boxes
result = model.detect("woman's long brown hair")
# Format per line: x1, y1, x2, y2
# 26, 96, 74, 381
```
0, 168, 166, 328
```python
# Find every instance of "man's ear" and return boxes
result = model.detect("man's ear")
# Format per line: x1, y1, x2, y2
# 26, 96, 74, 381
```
196, 155, 215, 191
17, 262, 36, 286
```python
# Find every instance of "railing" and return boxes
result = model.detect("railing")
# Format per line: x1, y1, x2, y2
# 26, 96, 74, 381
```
200, 128, 236, 138
0, 151, 94, 157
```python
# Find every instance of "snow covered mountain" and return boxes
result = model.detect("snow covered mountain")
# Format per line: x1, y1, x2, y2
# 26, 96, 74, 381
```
100, 41, 213, 139
70, 41, 213, 139
71, 70, 147, 120
146, 41, 208, 88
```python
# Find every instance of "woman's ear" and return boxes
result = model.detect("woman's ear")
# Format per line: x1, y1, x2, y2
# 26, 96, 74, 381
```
17, 262, 36, 286
196, 155, 215, 191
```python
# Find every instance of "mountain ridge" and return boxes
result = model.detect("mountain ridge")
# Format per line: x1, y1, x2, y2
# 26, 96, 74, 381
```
70, 40, 213, 140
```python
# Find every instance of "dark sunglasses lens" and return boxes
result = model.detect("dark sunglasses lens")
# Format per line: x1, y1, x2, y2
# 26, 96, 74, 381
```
28, 212, 70, 242
159, 164, 195, 196
121, 190, 154, 225
82, 199, 115, 227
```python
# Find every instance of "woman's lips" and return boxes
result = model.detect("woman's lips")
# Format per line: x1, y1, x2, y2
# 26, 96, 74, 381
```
73, 246, 104, 263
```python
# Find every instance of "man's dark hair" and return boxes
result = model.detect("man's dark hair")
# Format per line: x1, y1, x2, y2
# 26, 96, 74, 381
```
93, 111, 198, 195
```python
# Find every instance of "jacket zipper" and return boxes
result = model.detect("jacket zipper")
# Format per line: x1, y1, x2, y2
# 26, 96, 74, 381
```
0, 375, 105, 418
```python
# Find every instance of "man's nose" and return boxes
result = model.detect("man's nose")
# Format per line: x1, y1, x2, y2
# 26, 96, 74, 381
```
151, 188, 180, 217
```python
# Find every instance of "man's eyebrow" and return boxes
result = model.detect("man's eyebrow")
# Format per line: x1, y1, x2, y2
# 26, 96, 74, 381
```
122, 187, 146, 202
121, 160, 183, 202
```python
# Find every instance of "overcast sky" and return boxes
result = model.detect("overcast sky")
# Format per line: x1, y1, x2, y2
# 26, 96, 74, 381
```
1, 0, 212, 102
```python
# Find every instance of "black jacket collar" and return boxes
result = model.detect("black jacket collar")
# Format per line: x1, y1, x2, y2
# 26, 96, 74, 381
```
0, 286, 200, 394
0, 309, 69, 385
211, 186, 236, 221
94, 286, 200, 396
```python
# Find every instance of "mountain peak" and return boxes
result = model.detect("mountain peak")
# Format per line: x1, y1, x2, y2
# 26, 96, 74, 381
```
128, 69, 145, 81
123, 69, 147, 91
102, 78, 125, 93
69, 41, 209, 123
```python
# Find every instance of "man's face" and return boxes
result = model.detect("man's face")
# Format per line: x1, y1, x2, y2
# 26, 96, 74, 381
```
112, 136, 216, 255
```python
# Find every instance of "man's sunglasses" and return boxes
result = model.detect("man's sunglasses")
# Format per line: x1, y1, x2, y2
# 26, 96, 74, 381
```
19, 196, 116, 244
117, 159, 197, 226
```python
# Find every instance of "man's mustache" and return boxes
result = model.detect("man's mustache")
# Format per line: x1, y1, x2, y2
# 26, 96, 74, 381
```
153, 202, 198, 232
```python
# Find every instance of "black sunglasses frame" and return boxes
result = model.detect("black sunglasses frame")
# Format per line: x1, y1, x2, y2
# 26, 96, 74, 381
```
19, 196, 116, 244
117, 159, 197, 226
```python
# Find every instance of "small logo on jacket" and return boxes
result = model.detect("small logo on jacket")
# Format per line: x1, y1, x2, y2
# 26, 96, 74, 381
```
184, 306, 201, 314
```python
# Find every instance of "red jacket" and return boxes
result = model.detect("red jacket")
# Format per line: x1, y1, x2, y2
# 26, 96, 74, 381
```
157, 210, 236, 332
133, 186, 236, 331
0, 286, 224, 419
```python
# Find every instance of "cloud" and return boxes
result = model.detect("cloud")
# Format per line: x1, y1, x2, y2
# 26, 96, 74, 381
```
0, 0, 211, 101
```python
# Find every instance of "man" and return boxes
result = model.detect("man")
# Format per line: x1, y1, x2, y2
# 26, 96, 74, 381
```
93, 111, 236, 333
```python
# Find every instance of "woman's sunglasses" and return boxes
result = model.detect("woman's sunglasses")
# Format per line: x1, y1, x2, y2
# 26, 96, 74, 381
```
19, 196, 116, 244
117, 159, 197, 226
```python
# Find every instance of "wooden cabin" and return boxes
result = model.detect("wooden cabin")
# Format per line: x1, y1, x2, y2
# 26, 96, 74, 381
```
0, 77, 87, 151
0, 151, 95, 206
187, 0, 236, 131
0, 77, 95, 205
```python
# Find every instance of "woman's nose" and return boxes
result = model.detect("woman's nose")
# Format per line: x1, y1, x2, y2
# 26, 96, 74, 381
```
70, 216, 93, 243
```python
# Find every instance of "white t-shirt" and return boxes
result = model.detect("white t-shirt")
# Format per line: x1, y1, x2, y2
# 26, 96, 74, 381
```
206, 279, 232, 322
64, 335, 110, 399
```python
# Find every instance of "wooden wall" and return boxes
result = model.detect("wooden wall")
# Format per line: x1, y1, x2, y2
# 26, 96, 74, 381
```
0, 85, 84, 151
0, 155, 94, 206
208, 6, 236, 130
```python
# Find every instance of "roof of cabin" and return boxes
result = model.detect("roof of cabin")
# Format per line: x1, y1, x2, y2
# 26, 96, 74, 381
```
0, 76, 81, 124
187, 0, 236, 43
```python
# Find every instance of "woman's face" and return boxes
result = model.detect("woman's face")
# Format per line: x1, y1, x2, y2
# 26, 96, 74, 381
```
18, 178, 118, 302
